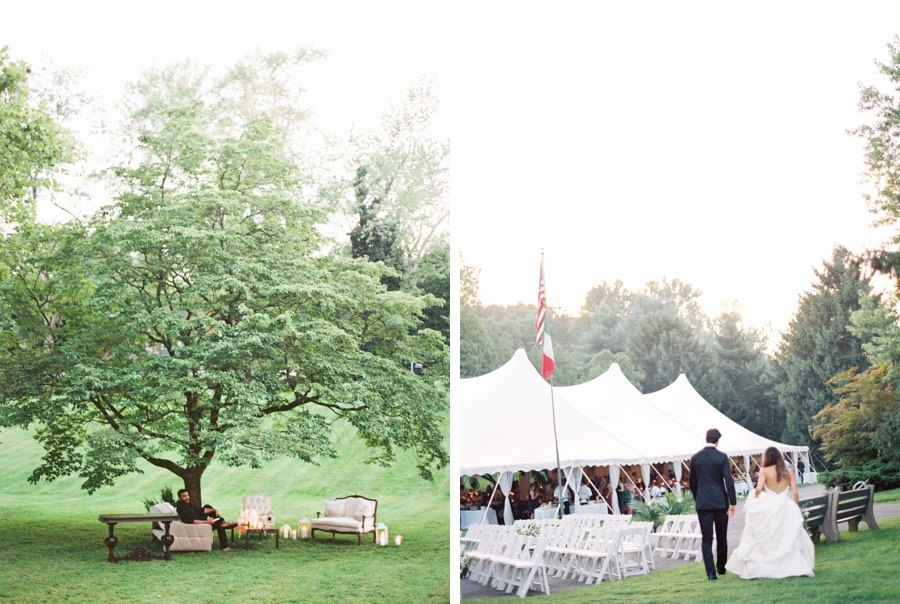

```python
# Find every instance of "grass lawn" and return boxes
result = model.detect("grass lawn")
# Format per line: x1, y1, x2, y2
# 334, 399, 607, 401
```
874, 487, 900, 503
467, 517, 900, 603
0, 425, 449, 603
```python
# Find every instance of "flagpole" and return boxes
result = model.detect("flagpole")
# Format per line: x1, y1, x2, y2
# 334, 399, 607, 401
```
537, 249, 565, 518
550, 370, 564, 519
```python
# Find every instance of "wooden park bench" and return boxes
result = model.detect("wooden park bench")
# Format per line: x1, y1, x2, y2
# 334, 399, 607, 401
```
799, 484, 878, 543
798, 493, 830, 543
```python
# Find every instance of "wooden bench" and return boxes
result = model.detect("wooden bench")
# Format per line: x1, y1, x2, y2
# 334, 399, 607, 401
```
798, 493, 830, 543
799, 484, 878, 543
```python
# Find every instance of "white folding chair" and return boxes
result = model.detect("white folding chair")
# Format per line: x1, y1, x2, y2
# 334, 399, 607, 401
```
618, 524, 651, 577
570, 525, 616, 585
490, 534, 550, 597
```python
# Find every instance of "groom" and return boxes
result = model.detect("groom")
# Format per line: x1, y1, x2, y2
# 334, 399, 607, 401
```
689, 428, 736, 580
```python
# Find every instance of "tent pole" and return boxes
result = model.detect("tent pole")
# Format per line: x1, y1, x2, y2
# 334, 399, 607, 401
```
580, 468, 612, 513
728, 456, 751, 488
650, 464, 675, 495
479, 475, 501, 525
681, 460, 692, 491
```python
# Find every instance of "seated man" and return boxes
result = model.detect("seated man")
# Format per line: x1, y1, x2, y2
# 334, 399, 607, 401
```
175, 489, 236, 551
577, 480, 591, 504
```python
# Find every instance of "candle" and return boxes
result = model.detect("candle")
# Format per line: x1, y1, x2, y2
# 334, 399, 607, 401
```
291, 529, 297, 540
394, 534, 403, 546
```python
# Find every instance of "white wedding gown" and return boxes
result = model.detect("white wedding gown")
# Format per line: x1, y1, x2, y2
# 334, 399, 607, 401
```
725, 487, 815, 579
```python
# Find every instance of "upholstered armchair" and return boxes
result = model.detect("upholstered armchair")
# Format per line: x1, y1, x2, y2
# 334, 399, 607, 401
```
242, 494, 275, 527
149, 502, 213, 552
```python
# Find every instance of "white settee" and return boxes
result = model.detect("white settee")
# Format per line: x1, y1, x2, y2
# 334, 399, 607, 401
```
150, 502, 213, 552
310, 495, 377, 544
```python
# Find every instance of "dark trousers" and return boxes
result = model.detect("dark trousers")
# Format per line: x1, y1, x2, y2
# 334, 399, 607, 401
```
210, 518, 230, 549
697, 509, 728, 577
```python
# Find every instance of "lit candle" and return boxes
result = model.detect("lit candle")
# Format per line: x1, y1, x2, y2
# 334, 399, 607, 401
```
375, 523, 388, 546
291, 529, 297, 540
394, 534, 403, 546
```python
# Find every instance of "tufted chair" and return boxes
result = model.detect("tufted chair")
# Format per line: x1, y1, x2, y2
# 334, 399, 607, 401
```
242, 494, 275, 527
149, 502, 213, 552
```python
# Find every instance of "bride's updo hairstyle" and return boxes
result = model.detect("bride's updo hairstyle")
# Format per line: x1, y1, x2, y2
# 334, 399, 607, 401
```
762, 447, 788, 482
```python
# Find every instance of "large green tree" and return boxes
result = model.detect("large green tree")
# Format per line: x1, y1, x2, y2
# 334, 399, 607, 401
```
0, 46, 72, 225
0, 57, 448, 505
348, 82, 448, 292
853, 35, 900, 281
347, 83, 449, 344
701, 311, 782, 440
775, 247, 871, 451
812, 363, 900, 488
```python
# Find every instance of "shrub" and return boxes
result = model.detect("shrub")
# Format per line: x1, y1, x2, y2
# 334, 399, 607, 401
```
819, 458, 900, 490
633, 491, 696, 529
142, 485, 176, 512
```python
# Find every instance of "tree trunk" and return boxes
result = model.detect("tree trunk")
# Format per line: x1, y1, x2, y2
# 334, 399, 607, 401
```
182, 466, 206, 507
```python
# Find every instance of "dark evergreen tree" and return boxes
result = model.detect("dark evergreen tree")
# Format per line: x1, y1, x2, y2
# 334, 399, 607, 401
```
625, 310, 711, 392
460, 306, 499, 378
775, 247, 872, 451
415, 241, 450, 342
348, 165, 404, 290
700, 312, 783, 440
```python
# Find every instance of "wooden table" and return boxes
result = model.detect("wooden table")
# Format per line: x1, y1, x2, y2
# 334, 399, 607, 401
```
98, 513, 180, 562
241, 527, 280, 549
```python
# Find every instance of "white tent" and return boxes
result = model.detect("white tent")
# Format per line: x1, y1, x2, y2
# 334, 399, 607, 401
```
461, 351, 809, 491
557, 363, 700, 465
459, 349, 646, 477
644, 374, 806, 457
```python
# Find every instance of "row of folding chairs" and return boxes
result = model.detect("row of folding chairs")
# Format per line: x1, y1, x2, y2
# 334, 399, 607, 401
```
463, 525, 549, 597
543, 520, 654, 584
649, 514, 702, 561
460, 522, 488, 556
514, 513, 633, 530
462, 516, 655, 597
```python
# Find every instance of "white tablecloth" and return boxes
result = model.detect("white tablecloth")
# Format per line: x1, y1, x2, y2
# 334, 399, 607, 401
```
460, 508, 498, 530
735, 480, 750, 496
574, 503, 609, 515
533, 507, 558, 520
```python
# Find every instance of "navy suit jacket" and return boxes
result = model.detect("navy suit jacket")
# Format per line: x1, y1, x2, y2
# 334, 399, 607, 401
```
689, 445, 737, 510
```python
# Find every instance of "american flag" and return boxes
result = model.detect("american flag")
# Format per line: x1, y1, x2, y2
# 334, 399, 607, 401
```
535, 256, 547, 347
536, 254, 555, 379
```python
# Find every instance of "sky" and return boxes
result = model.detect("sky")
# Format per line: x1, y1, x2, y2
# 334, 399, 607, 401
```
1, 1, 450, 221
451, 2, 900, 343
3, 2, 899, 343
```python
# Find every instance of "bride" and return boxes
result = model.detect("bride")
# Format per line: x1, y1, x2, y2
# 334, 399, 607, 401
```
725, 447, 815, 579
